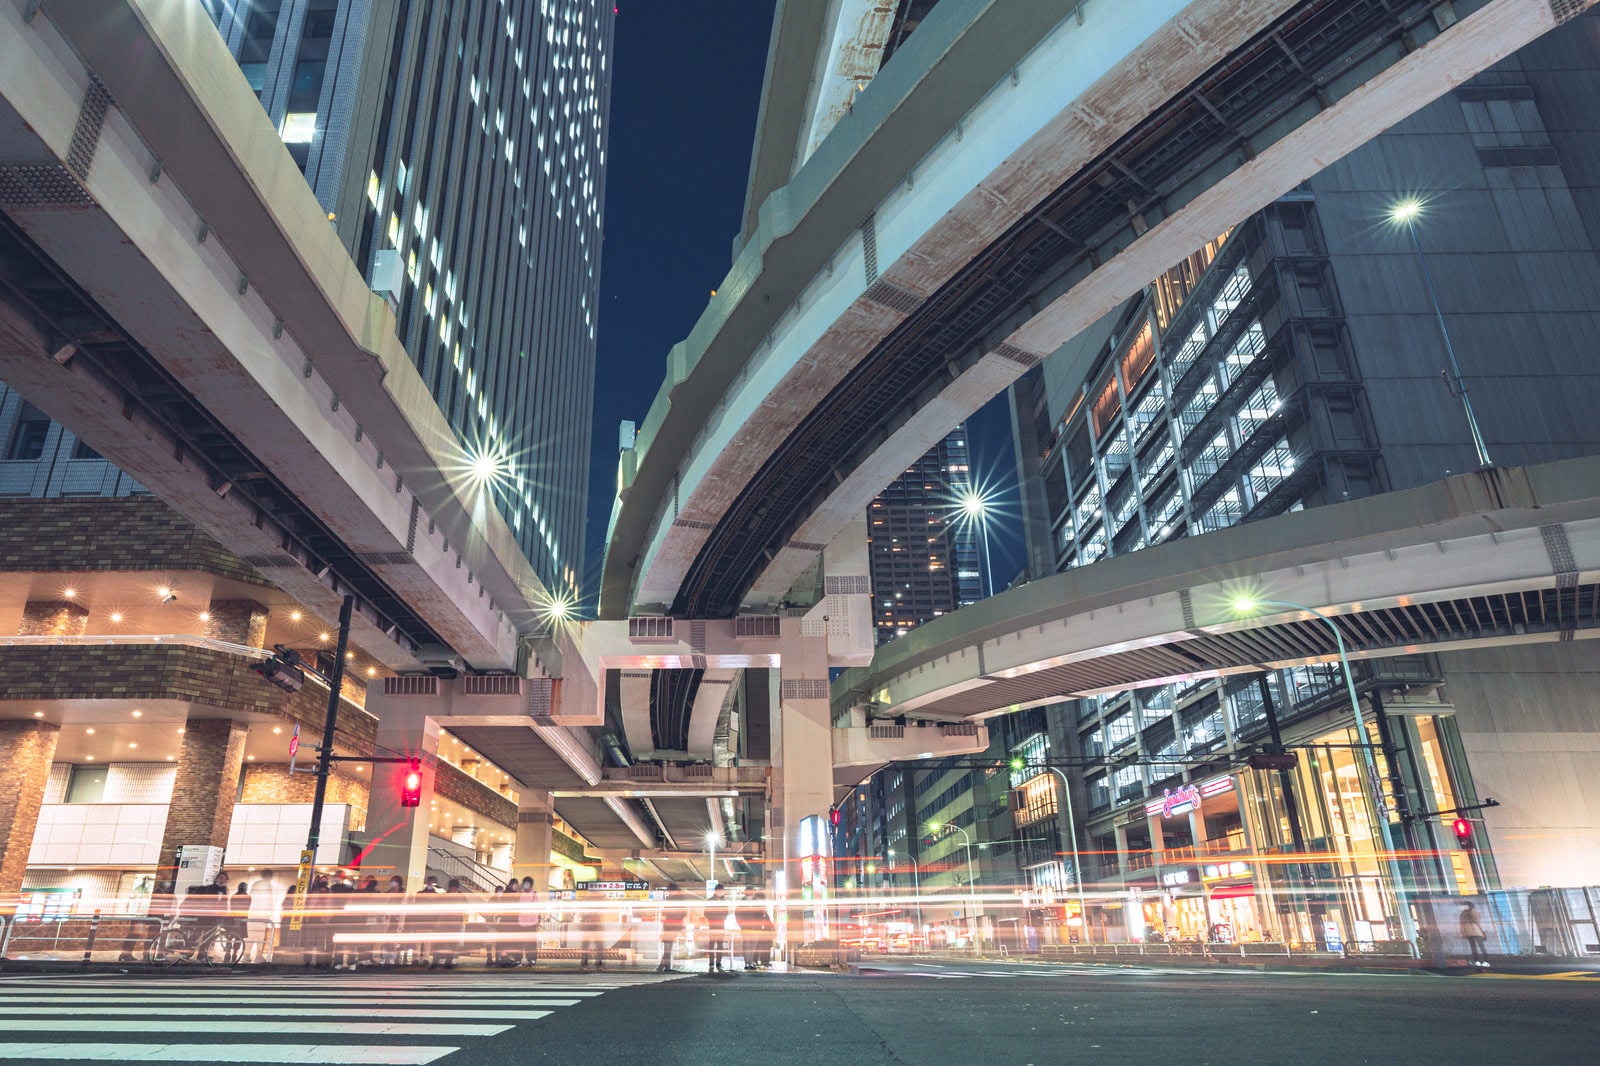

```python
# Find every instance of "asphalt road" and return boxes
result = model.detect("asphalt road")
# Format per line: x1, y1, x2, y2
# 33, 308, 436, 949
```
1, 959, 1595, 1065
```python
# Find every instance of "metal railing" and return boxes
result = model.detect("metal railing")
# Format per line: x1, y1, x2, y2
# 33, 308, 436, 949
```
0, 912, 165, 966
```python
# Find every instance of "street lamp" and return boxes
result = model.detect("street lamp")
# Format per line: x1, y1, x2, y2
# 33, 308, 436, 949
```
928, 821, 978, 950
957, 489, 995, 598
1232, 597, 1419, 950
887, 848, 923, 939
1012, 759, 1090, 943
705, 831, 722, 899
1388, 197, 1492, 469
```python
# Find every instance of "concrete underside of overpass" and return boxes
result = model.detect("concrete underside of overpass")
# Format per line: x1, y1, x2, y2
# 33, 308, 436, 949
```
603, 0, 1593, 625
0, 0, 556, 672
834, 455, 1600, 722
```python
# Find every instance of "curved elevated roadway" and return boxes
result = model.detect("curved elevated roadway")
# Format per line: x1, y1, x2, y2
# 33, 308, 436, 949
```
601, 0, 1595, 624
831, 456, 1600, 722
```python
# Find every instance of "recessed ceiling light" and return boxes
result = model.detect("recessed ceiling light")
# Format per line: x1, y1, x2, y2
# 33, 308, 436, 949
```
177, 727, 186, 734
128, 742, 138, 749
198, 611, 210, 622
318, 632, 330, 642
62, 587, 77, 599
290, 610, 303, 622
165, 755, 174, 761
85, 728, 96, 735
109, 612, 123, 623
272, 726, 282, 734
85, 755, 95, 761
33, 710, 45, 718
246, 754, 255, 761
157, 587, 173, 599
131, 709, 142, 717
366, 667, 377, 677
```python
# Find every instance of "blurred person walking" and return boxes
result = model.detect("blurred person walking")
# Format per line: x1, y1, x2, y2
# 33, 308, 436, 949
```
1461, 903, 1491, 968
656, 885, 684, 973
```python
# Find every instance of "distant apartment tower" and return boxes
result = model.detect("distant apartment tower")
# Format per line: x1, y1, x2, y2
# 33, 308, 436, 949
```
200, 0, 613, 596
866, 426, 983, 645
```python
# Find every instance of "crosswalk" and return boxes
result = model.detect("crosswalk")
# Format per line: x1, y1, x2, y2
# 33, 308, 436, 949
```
0, 971, 672, 1063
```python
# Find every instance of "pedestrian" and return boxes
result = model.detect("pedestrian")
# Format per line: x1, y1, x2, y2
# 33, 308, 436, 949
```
379, 875, 407, 966
328, 869, 359, 970
656, 884, 684, 973
517, 876, 543, 967
705, 887, 732, 976
1460, 902, 1491, 967
228, 882, 253, 957
578, 898, 606, 971
735, 889, 774, 971
247, 870, 280, 963
429, 878, 466, 970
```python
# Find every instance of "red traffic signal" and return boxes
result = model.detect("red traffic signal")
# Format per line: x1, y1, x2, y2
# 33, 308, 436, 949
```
829, 806, 841, 828
1452, 817, 1474, 848
400, 759, 423, 808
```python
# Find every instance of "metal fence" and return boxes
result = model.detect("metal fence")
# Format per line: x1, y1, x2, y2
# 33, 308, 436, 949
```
0, 912, 165, 966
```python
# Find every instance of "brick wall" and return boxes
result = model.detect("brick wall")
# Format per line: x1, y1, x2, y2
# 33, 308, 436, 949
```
0, 497, 269, 585
0, 721, 60, 896
18, 601, 87, 637
155, 719, 246, 887
0, 644, 378, 752
204, 600, 268, 647
239, 764, 370, 830
434, 759, 516, 831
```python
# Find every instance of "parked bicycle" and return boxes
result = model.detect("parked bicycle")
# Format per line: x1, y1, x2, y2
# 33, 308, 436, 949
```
144, 917, 246, 966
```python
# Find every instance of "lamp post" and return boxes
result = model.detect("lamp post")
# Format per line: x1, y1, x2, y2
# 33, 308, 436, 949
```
930, 821, 978, 950
888, 848, 923, 940
1388, 197, 1492, 469
958, 490, 995, 598
1041, 766, 1091, 943
705, 831, 722, 900
1233, 597, 1419, 951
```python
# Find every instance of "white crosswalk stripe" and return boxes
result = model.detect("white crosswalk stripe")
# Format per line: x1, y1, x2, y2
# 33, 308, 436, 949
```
0, 971, 673, 1063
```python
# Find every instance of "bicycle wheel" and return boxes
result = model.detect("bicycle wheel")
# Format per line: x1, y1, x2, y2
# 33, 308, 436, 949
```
219, 929, 246, 966
144, 927, 186, 965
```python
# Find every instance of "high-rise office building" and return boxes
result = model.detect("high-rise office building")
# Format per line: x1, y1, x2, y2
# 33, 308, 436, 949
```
866, 427, 983, 645
201, 0, 612, 595
0, 1, 614, 905
844, 12, 1600, 952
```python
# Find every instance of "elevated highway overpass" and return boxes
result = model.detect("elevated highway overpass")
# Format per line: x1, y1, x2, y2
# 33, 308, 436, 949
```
3, 0, 1595, 888
832, 456, 1600, 723
601, 0, 1596, 626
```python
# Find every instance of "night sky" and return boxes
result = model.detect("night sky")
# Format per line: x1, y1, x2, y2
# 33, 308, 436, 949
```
585, 2, 1025, 606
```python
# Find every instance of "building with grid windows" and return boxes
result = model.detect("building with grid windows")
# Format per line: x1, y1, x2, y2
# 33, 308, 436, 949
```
866, 427, 984, 646
0, 0, 614, 907
199, 0, 612, 595
997, 14, 1600, 952
834, 12, 1600, 957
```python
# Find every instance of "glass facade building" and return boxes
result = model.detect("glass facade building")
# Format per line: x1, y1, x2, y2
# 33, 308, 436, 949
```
866, 426, 983, 645
201, 0, 613, 597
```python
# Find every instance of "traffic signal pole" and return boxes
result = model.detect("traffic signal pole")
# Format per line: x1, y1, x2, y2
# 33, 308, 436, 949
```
290, 595, 354, 932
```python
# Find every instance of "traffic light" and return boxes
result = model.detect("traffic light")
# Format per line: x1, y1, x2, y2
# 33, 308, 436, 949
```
1452, 817, 1474, 849
400, 759, 423, 808
829, 806, 841, 828
251, 644, 305, 693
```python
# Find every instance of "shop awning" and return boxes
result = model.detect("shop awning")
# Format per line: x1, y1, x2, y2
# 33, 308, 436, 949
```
1209, 884, 1256, 900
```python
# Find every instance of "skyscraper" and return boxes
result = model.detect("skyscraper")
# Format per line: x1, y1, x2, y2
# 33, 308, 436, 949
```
201, 0, 612, 596
866, 427, 983, 645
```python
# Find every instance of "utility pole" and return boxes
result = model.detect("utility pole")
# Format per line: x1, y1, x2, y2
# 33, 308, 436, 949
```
287, 595, 354, 932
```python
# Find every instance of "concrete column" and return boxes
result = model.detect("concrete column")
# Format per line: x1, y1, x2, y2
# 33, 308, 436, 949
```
515, 790, 554, 888
0, 720, 60, 897
773, 626, 834, 948
1188, 808, 1208, 857
362, 696, 440, 890
204, 599, 268, 647
1147, 813, 1166, 861
156, 718, 247, 890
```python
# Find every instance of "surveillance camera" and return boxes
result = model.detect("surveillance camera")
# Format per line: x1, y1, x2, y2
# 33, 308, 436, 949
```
162, 592, 178, 604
